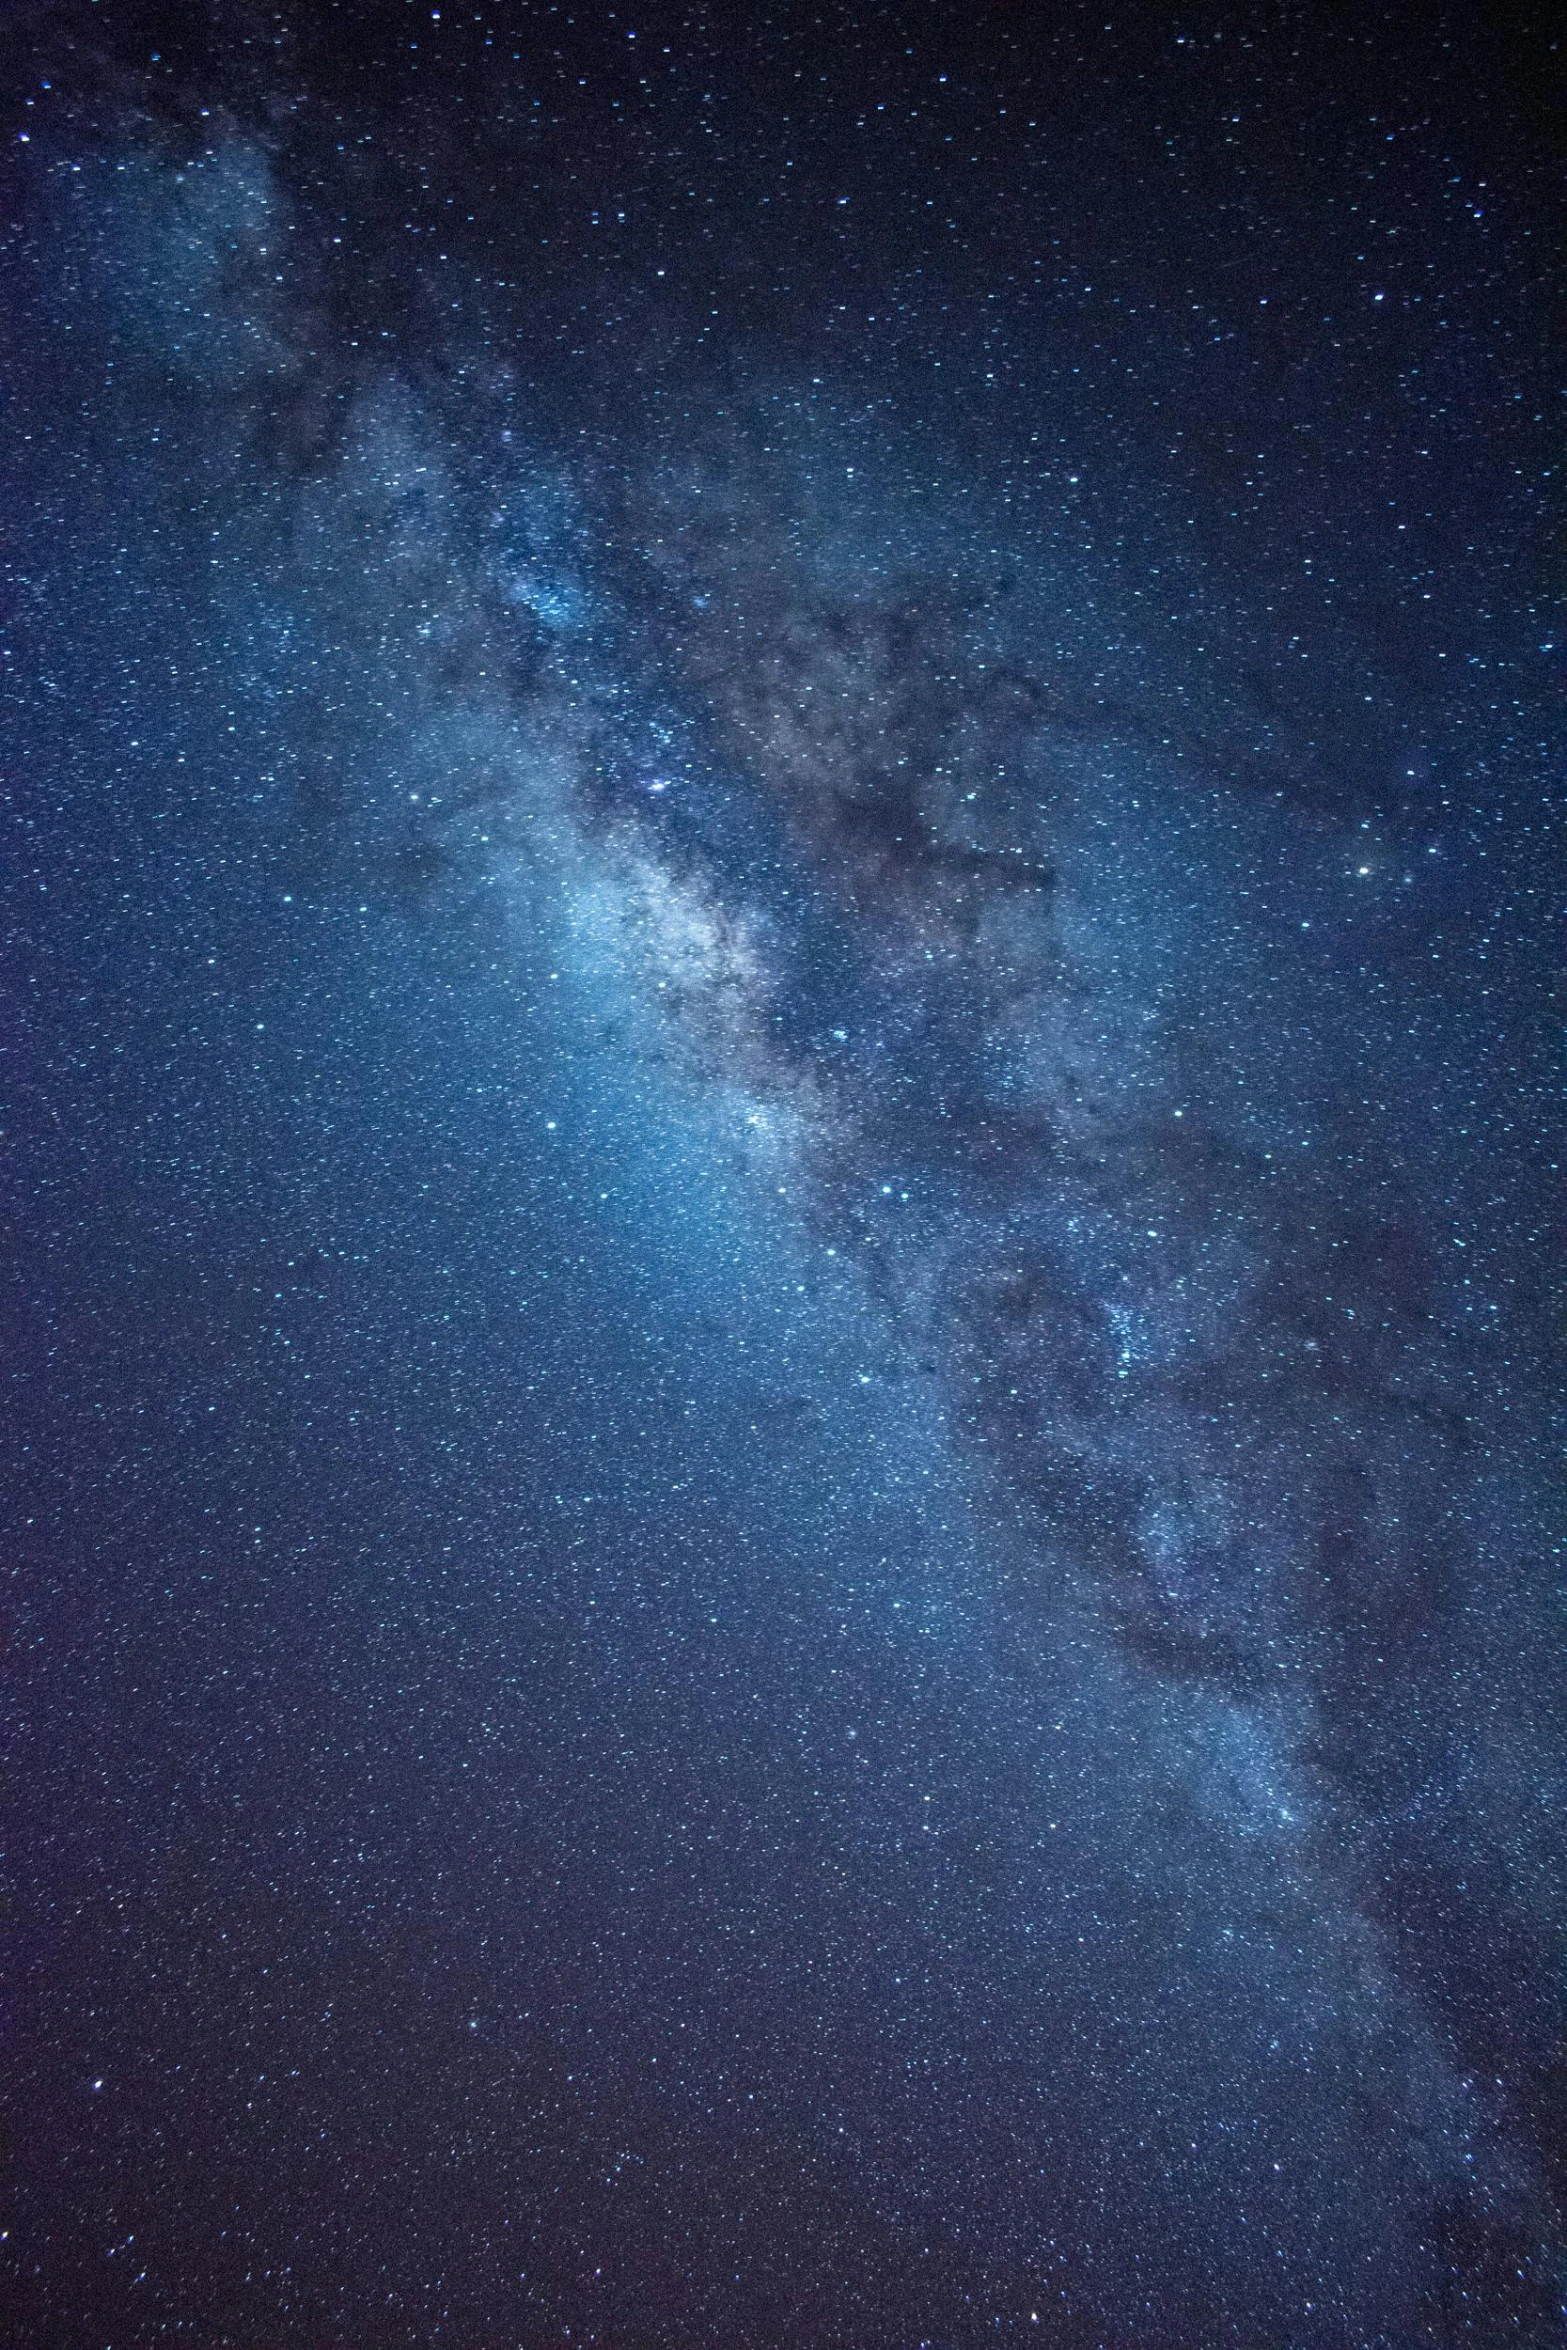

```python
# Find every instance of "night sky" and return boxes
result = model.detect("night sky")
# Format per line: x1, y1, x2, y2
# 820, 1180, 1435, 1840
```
4, 4, 1564, 2344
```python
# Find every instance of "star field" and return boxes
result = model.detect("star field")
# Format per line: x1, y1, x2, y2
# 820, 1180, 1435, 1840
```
3, 5, 1563, 2345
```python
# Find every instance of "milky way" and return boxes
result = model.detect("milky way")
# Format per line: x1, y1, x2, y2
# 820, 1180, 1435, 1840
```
5, 8, 1563, 2345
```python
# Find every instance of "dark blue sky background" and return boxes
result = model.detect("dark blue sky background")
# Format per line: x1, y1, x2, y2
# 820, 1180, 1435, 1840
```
4, 4, 1563, 2344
